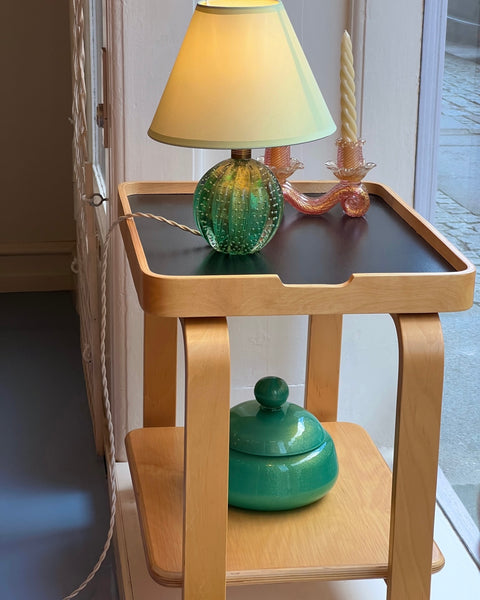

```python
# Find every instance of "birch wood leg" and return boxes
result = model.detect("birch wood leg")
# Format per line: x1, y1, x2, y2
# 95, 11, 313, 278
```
181, 317, 230, 600
388, 314, 444, 600
304, 314, 343, 421
143, 314, 177, 427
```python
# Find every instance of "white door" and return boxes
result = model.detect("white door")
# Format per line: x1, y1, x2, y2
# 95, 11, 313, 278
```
71, 0, 109, 453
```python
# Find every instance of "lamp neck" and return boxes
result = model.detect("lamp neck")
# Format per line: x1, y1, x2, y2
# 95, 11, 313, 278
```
231, 149, 251, 160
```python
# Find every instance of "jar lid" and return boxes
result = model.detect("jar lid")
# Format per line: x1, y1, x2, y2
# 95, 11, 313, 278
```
230, 376, 326, 457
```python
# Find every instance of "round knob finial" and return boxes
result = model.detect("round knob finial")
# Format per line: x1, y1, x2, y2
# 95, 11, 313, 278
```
254, 376, 289, 410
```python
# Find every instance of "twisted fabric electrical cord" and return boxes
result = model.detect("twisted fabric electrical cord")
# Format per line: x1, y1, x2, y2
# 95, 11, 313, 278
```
120, 212, 201, 237
62, 212, 200, 599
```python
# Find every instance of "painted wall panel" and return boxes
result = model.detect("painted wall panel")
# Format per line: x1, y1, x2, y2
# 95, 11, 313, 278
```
360, 0, 424, 204
122, 0, 195, 181
0, 1, 74, 290
285, 0, 345, 180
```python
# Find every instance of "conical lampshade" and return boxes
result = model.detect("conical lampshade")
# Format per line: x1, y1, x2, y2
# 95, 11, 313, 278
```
148, 1, 336, 255
148, 0, 336, 149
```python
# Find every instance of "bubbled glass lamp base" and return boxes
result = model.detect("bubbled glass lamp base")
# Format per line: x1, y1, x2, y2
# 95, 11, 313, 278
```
194, 150, 284, 255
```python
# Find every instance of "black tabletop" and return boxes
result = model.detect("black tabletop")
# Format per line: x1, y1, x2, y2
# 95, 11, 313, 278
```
128, 193, 454, 285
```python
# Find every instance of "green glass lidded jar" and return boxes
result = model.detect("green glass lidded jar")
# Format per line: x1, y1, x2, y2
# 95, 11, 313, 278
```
229, 376, 339, 511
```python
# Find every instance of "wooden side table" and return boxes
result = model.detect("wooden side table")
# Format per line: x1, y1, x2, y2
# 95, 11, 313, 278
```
118, 181, 475, 600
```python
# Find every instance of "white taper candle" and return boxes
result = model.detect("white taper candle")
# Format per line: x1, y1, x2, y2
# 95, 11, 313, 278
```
340, 30, 358, 141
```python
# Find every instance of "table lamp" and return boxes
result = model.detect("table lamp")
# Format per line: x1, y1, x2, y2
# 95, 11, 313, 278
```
148, 0, 336, 255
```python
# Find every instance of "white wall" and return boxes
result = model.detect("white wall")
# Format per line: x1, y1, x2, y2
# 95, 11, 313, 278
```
0, 0, 74, 292
361, 0, 425, 204
108, 0, 424, 459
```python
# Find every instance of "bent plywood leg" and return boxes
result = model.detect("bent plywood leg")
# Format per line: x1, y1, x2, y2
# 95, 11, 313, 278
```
305, 314, 343, 421
143, 314, 177, 427
181, 317, 230, 600
388, 314, 444, 600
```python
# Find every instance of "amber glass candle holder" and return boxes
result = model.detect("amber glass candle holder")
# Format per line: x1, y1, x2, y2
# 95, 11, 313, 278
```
263, 139, 375, 217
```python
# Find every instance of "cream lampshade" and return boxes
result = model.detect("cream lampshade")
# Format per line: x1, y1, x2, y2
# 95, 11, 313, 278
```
149, 0, 336, 254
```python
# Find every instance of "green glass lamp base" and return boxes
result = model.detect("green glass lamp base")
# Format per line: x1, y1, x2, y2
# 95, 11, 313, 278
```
194, 153, 284, 255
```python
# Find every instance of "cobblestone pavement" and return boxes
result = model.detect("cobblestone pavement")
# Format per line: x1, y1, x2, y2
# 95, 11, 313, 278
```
435, 191, 480, 305
437, 49, 479, 304
434, 49, 480, 529
438, 52, 480, 217
441, 52, 480, 133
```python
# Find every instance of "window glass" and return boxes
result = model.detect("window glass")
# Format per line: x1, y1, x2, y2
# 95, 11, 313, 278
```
435, 0, 480, 535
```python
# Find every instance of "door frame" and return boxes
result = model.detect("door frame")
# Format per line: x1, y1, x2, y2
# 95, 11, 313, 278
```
414, 0, 448, 220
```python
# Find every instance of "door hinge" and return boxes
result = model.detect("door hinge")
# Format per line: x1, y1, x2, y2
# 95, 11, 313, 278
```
96, 47, 110, 148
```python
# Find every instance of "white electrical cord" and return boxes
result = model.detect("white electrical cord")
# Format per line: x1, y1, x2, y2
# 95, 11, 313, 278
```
63, 212, 200, 599
68, 4, 201, 596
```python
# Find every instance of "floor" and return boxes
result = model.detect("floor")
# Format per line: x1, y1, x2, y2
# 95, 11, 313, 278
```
0, 291, 119, 600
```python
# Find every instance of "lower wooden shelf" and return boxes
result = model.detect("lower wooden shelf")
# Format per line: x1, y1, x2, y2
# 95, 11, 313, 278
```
126, 422, 444, 587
